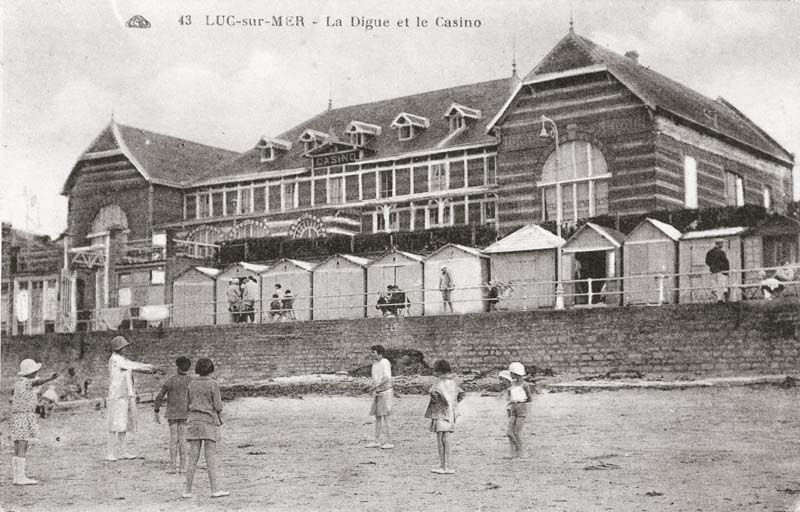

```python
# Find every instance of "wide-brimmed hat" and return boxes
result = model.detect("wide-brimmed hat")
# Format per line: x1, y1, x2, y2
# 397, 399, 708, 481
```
509, 362, 526, 376
18, 359, 42, 376
110, 336, 130, 351
498, 370, 513, 382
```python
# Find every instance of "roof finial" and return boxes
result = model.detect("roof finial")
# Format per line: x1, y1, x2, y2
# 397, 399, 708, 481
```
328, 77, 333, 111
512, 36, 517, 76
111, 106, 115, 122
569, 5, 575, 32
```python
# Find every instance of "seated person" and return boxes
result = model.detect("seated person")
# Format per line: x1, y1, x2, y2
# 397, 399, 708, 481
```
388, 285, 408, 316
268, 294, 283, 321
60, 367, 84, 401
376, 291, 392, 317
281, 290, 296, 320
761, 263, 795, 300
484, 281, 500, 311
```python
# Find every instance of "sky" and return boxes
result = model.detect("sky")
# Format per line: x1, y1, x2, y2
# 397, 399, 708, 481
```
2, 0, 799, 238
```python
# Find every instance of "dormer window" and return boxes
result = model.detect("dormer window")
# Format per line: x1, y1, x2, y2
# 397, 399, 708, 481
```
344, 121, 381, 147
256, 137, 291, 163
298, 129, 328, 154
443, 103, 481, 133
390, 112, 430, 141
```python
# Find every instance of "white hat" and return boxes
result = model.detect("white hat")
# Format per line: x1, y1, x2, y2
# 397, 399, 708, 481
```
498, 370, 513, 382
509, 362, 526, 376
110, 336, 130, 351
18, 359, 42, 376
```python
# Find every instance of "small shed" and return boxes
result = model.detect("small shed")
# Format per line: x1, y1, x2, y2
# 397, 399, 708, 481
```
679, 227, 746, 303
366, 250, 424, 317
741, 216, 800, 296
562, 222, 625, 306
423, 244, 490, 315
215, 262, 269, 324
312, 254, 370, 320
172, 267, 220, 326
623, 218, 681, 305
260, 259, 315, 321
482, 225, 566, 310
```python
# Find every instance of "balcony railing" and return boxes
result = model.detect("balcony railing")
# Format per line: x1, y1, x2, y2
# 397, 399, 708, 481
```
118, 239, 166, 265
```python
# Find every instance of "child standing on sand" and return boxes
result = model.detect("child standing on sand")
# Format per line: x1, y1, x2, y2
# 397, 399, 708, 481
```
424, 359, 465, 474
154, 356, 193, 473
183, 358, 229, 499
505, 362, 534, 459
10, 359, 58, 485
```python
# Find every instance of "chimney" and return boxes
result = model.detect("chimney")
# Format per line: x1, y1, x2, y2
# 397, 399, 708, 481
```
624, 50, 639, 64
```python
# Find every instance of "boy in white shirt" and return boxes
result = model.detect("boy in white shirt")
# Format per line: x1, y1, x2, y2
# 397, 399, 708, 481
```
365, 345, 394, 449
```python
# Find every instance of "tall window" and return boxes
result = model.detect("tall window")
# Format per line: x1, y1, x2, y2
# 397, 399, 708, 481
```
539, 141, 610, 223
283, 182, 298, 210
379, 170, 393, 198
725, 171, 744, 207
431, 163, 447, 192
329, 176, 344, 204
684, 156, 698, 209
763, 185, 772, 210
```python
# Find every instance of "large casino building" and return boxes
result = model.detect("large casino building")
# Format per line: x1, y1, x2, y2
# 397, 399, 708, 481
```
2, 28, 797, 334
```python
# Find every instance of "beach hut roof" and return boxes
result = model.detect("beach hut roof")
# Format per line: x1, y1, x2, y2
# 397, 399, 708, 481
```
627, 218, 682, 242
681, 226, 747, 240
563, 222, 625, 252
368, 249, 425, 266
482, 224, 565, 254
317, 253, 371, 269
425, 243, 488, 260
174, 266, 220, 280
261, 258, 315, 274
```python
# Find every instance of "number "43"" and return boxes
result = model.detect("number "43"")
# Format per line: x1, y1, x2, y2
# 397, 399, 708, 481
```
178, 15, 192, 25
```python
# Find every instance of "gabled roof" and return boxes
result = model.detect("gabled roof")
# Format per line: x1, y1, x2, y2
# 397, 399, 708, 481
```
491, 30, 793, 166
256, 137, 292, 150
62, 121, 238, 195
315, 253, 371, 270
195, 266, 222, 278
199, 78, 511, 185
482, 224, 565, 254
345, 120, 382, 136
425, 243, 489, 260
563, 222, 625, 252
443, 103, 481, 120
627, 218, 682, 242
681, 226, 747, 240
260, 258, 315, 273
391, 112, 430, 129
368, 249, 425, 266
220, 262, 270, 275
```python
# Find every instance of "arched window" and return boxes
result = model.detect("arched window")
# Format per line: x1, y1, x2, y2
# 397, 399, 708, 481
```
91, 205, 128, 234
185, 226, 222, 258
539, 141, 610, 223
228, 220, 270, 240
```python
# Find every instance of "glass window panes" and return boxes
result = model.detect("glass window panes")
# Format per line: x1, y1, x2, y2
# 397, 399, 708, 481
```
487, 156, 497, 185
185, 195, 197, 219
449, 160, 465, 189
314, 178, 327, 205
379, 170, 393, 198
346, 174, 360, 202
395, 168, 410, 196
413, 166, 428, 194
466, 158, 485, 187
362, 171, 376, 199
253, 186, 266, 212
268, 185, 281, 212
298, 181, 311, 207
431, 163, 447, 192
239, 188, 252, 213
329, 176, 344, 204
225, 190, 236, 216
199, 194, 211, 218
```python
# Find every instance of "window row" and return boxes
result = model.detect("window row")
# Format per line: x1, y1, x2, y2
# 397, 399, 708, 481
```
683, 156, 774, 210
371, 196, 497, 233
184, 155, 497, 220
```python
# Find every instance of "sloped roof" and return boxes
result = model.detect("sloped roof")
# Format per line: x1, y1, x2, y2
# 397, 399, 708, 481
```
748, 215, 800, 236
496, 30, 793, 166
195, 266, 221, 278
563, 222, 625, 252
425, 243, 488, 260
316, 253, 371, 269
681, 226, 747, 240
368, 249, 425, 266
196, 78, 512, 185
627, 218, 682, 242
482, 224, 565, 254
260, 258, 315, 273
62, 122, 239, 194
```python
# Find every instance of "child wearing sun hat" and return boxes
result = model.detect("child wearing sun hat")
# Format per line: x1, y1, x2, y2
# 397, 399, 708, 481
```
505, 362, 534, 459
11, 359, 59, 485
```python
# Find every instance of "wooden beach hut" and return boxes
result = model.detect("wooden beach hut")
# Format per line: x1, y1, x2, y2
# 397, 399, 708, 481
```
482, 225, 566, 310
623, 218, 681, 305
561, 222, 624, 306
172, 267, 220, 326
215, 262, 269, 324
260, 259, 314, 321
312, 254, 370, 320
679, 227, 745, 303
366, 250, 424, 317
423, 244, 490, 315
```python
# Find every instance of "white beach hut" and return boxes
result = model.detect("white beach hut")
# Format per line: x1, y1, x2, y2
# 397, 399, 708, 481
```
623, 218, 681, 305
423, 244, 490, 315
366, 250, 424, 317
679, 227, 745, 303
312, 254, 370, 320
172, 267, 220, 326
215, 262, 269, 324
260, 259, 314, 321
562, 222, 625, 306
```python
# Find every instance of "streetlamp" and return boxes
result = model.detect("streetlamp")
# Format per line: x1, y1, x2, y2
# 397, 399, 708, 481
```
539, 115, 565, 310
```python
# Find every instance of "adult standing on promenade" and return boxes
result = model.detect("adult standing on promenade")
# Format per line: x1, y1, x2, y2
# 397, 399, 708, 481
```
439, 267, 454, 313
705, 240, 730, 302
107, 335, 161, 461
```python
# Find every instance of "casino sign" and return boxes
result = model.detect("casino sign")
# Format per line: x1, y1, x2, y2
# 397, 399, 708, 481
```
305, 138, 373, 169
